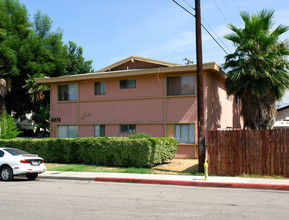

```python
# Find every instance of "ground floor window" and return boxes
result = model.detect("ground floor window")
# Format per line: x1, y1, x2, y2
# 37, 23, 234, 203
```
94, 125, 105, 137
174, 124, 195, 144
120, 124, 136, 133
58, 125, 78, 138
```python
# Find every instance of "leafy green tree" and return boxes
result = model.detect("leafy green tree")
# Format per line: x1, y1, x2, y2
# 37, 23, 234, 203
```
0, 3, 93, 120
0, 0, 31, 115
0, 110, 22, 139
34, 9, 52, 39
223, 9, 289, 130
66, 41, 94, 75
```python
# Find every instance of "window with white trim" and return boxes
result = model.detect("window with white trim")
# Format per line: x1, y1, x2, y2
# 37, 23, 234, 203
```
58, 125, 78, 138
58, 84, 78, 101
174, 124, 195, 144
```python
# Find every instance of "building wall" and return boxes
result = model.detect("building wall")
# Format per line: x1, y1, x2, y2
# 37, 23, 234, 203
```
276, 107, 289, 121
49, 69, 240, 159
203, 70, 242, 133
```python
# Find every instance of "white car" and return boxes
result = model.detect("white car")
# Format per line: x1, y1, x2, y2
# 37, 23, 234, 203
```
0, 148, 46, 181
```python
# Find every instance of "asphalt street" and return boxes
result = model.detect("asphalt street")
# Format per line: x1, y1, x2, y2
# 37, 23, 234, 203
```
1, 178, 289, 220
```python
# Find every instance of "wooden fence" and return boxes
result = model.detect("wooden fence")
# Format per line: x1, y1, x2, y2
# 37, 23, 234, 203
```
207, 129, 289, 177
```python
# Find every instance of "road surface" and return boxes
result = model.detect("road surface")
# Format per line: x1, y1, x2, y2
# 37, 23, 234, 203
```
0, 178, 288, 219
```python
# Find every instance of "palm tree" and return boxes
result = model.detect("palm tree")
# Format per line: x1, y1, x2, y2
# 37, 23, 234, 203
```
23, 73, 49, 103
223, 9, 289, 130
0, 77, 11, 115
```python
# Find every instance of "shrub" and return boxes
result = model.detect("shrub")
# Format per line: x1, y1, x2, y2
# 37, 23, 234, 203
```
149, 138, 178, 165
128, 132, 152, 139
0, 111, 22, 139
0, 137, 177, 167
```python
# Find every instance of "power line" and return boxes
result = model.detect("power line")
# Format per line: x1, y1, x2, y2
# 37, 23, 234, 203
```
213, 0, 228, 23
172, 0, 195, 17
201, 21, 229, 54
182, 0, 231, 53
201, 16, 232, 53
172, 0, 229, 55
220, 0, 238, 24
234, 0, 241, 11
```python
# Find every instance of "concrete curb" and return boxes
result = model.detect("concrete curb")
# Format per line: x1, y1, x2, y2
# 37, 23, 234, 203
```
39, 176, 95, 182
39, 174, 289, 191
93, 177, 289, 191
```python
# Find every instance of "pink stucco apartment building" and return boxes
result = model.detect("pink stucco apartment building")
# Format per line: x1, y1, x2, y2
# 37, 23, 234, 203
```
36, 56, 242, 159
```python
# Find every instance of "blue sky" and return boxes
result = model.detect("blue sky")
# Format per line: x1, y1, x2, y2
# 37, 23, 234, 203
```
19, 0, 289, 106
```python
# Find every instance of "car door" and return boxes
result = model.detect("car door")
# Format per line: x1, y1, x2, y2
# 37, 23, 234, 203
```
0, 150, 4, 166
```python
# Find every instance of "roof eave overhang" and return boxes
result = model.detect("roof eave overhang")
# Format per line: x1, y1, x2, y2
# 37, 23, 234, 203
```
35, 62, 224, 84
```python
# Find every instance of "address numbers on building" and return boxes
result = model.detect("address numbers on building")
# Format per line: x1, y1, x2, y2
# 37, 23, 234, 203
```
51, 117, 61, 122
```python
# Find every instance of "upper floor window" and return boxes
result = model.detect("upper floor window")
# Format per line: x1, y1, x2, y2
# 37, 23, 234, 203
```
94, 82, 106, 95
58, 84, 78, 101
120, 79, 136, 89
167, 75, 195, 96
58, 125, 78, 138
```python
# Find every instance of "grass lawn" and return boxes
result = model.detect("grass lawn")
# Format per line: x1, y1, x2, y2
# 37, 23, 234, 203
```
46, 163, 154, 174
45, 163, 202, 176
45, 162, 286, 179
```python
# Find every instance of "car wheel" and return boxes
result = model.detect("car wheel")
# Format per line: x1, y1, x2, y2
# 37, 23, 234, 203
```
1, 166, 13, 181
26, 173, 38, 180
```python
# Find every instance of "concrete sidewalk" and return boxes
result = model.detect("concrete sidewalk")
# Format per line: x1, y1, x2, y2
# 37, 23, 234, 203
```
39, 171, 289, 191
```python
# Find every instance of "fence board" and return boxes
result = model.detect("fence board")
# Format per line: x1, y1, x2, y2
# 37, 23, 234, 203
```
281, 130, 286, 176
267, 130, 275, 176
234, 130, 240, 176
255, 130, 260, 175
247, 130, 252, 175
213, 130, 218, 174
261, 130, 268, 176
207, 129, 289, 177
274, 130, 279, 176
285, 129, 289, 177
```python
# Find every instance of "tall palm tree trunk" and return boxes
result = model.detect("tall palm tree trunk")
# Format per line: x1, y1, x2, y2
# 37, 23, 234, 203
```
241, 90, 276, 129
0, 77, 11, 115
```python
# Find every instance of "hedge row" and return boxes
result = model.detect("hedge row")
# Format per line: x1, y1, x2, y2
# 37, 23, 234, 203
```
0, 137, 177, 167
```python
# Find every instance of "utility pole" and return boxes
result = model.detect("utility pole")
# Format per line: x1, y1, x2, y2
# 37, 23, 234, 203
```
195, 0, 205, 173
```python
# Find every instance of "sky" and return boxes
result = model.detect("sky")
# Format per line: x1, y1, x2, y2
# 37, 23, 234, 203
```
19, 0, 289, 106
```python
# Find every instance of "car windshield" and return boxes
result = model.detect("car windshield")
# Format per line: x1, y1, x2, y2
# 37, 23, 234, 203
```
4, 148, 30, 156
